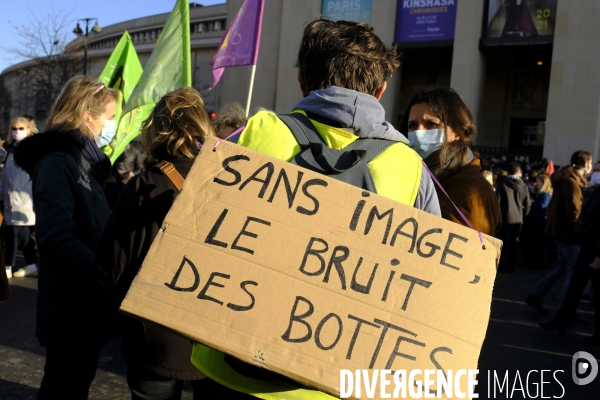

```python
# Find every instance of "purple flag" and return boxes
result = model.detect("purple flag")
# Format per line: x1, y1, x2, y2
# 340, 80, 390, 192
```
208, 0, 265, 90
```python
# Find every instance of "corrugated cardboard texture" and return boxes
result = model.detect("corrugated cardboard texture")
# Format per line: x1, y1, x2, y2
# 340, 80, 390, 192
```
121, 136, 501, 399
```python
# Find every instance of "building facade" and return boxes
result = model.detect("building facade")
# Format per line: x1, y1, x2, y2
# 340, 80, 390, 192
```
1, 0, 599, 166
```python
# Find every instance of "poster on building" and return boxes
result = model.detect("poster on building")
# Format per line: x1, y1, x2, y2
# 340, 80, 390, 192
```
509, 118, 545, 154
322, 0, 372, 24
483, 0, 557, 45
394, 0, 458, 45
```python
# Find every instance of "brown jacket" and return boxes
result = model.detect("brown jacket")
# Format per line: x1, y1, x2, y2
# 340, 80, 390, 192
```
545, 167, 587, 243
437, 159, 502, 236
0, 242, 8, 302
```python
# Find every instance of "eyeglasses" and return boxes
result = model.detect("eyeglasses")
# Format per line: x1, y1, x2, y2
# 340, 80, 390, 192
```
11, 127, 26, 130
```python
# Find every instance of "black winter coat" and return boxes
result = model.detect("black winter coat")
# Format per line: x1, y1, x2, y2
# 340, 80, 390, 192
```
574, 187, 600, 256
497, 176, 531, 224
14, 130, 112, 346
97, 157, 205, 380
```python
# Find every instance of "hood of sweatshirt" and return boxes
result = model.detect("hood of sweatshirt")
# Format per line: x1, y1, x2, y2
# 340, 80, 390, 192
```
293, 86, 408, 143
503, 176, 527, 191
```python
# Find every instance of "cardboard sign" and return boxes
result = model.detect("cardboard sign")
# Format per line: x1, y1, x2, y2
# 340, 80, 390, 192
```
121, 136, 501, 399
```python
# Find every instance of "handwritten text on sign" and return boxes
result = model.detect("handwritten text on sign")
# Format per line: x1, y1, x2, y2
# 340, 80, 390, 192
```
121, 136, 500, 398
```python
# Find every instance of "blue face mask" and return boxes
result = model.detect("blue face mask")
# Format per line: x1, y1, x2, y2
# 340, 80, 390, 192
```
94, 119, 117, 148
407, 129, 445, 159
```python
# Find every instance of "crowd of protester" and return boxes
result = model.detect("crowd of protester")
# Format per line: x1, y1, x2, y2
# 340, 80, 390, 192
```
0, 17, 598, 400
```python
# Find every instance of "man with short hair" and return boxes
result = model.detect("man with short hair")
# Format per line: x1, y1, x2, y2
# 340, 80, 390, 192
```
497, 161, 531, 273
194, 18, 441, 398
527, 150, 593, 312
229, 19, 441, 215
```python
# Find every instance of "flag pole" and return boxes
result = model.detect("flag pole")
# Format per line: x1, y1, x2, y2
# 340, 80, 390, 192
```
245, 64, 257, 117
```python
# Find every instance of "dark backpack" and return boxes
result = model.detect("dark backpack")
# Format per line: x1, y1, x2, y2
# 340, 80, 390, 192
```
278, 113, 397, 194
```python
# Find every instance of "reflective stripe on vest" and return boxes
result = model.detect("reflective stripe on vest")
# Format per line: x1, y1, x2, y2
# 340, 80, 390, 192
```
191, 110, 423, 399
191, 343, 337, 400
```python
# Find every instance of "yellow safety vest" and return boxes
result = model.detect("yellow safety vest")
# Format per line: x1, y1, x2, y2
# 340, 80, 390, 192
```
191, 110, 424, 399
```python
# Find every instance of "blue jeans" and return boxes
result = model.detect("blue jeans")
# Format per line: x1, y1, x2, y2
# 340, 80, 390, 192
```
531, 241, 580, 300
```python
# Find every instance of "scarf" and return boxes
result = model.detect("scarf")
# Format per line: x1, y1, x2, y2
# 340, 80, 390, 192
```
293, 86, 407, 143
425, 144, 475, 182
74, 136, 112, 183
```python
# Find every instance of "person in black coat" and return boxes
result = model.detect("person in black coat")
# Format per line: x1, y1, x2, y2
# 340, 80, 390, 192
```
496, 161, 532, 272
96, 87, 238, 399
13, 75, 118, 399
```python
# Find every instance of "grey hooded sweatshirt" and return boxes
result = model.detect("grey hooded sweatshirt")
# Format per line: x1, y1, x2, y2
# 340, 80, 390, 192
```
293, 86, 441, 216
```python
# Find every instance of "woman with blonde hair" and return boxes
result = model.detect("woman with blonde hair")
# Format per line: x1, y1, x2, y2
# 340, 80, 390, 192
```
96, 87, 234, 399
13, 75, 118, 399
1, 116, 38, 278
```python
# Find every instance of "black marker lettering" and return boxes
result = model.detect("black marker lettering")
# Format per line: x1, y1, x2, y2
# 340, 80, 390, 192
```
385, 336, 426, 369
430, 347, 453, 379
239, 162, 274, 198
231, 216, 271, 255
416, 228, 442, 258
164, 256, 200, 292
227, 280, 259, 312
323, 245, 349, 290
197, 272, 230, 305
364, 206, 394, 244
400, 274, 432, 311
390, 217, 418, 252
213, 155, 250, 186
369, 319, 417, 368
381, 270, 396, 302
347, 315, 380, 360
296, 179, 328, 216
281, 296, 314, 343
441, 233, 468, 270
350, 258, 378, 294
299, 237, 329, 276
204, 209, 229, 248
314, 313, 343, 350
267, 169, 304, 208
349, 200, 367, 231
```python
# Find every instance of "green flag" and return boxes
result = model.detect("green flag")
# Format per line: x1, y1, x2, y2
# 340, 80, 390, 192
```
123, 0, 192, 115
97, 31, 147, 161
110, 103, 155, 163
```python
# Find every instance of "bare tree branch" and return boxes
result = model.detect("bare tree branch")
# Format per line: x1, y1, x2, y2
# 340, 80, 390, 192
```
3, 6, 82, 120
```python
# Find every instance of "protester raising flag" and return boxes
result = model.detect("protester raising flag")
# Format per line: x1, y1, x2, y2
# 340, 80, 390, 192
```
209, 0, 264, 115
97, 31, 144, 160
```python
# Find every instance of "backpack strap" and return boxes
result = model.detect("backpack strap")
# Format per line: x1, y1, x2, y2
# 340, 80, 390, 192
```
278, 113, 326, 146
155, 160, 184, 192
279, 113, 397, 167
346, 137, 398, 164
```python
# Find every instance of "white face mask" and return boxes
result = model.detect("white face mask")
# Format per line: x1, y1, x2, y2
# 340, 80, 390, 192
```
591, 172, 600, 185
407, 129, 445, 159
93, 119, 117, 148
12, 129, 28, 142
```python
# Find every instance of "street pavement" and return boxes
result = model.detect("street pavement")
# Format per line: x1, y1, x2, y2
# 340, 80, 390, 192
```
1, 266, 599, 399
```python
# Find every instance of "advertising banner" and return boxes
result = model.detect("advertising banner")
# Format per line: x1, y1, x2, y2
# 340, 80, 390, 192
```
322, 0, 372, 24
121, 136, 501, 398
395, 0, 457, 45
483, 0, 557, 45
